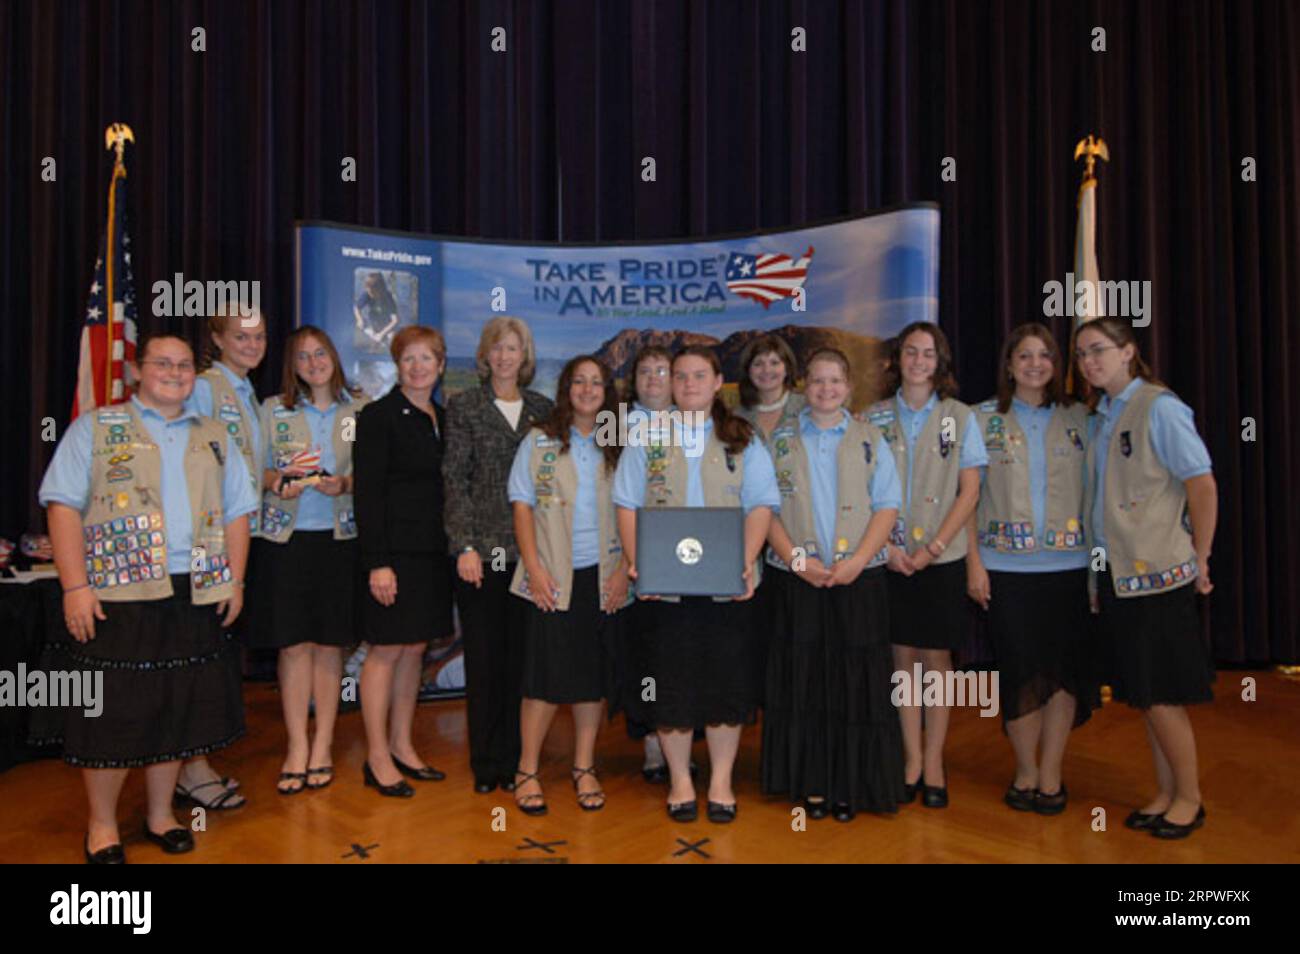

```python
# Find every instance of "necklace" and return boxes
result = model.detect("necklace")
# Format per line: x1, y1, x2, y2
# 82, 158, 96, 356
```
754, 392, 789, 414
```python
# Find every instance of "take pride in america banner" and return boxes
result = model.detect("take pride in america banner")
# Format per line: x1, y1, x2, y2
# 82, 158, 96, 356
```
296, 203, 939, 409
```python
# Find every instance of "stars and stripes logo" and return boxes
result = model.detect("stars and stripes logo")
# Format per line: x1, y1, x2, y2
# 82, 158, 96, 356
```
73, 151, 138, 416
280, 448, 323, 475
724, 246, 814, 308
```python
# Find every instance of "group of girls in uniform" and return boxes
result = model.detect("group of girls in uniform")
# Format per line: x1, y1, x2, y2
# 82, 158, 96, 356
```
42, 310, 1219, 859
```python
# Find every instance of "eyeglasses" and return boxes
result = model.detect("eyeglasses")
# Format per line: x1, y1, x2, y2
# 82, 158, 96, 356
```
295, 349, 330, 362
140, 359, 195, 373
637, 366, 669, 378
1074, 344, 1118, 361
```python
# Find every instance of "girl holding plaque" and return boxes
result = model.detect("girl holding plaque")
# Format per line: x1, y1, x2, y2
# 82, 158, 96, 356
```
613, 346, 779, 824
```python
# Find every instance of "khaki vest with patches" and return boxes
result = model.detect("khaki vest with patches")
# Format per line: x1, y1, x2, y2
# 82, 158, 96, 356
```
643, 426, 762, 600
973, 399, 1089, 553
198, 366, 262, 536
259, 394, 367, 542
508, 429, 629, 612
866, 396, 971, 564
83, 403, 234, 604
1085, 383, 1199, 598
766, 414, 890, 570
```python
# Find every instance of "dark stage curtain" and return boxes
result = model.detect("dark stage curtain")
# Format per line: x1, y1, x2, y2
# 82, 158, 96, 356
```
2, 0, 1296, 663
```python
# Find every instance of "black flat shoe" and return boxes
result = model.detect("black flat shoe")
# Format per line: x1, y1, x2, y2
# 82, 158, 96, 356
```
85, 837, 126, 864
1150, 805, 1205, 839
667, 800, 698, 823
642, 763, 669, 784
901, 772, 921, 804
804, 798, 830, 820
498, 776, 516, 792
831, 802, 856, 823
474, 779, 497, 794
391, 755, 446, 782
1033, 784, 1068, 816
921, 784, 949, 809
1004, 783, 1038, 812
513, 770, 548, 816
706, 801, 737, 823
142, 824, 194, 854
363, 761, 414, 797
1124, 808, 1165, 830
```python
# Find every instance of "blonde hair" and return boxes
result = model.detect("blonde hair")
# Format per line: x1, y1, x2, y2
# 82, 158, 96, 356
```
202, 305, 265, 370
475, 316, 537, 387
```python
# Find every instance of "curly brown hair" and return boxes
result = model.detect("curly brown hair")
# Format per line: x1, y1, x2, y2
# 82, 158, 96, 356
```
540, 355, 622, 472
883, 321, 960, 399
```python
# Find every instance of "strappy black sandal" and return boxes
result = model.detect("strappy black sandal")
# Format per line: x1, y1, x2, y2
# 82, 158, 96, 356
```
305, 765, 334, 790
571, 766, 606, 812
276, 772, 307, 795
513, 770, 548, 816
174, 779, 247, 810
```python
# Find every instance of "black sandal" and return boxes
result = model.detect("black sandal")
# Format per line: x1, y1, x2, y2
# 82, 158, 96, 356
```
513, 770, 548, 816
174, 779, 247, 810
276, 772, 307, 796
571, 766, 606, 812
305, 766, 334, 790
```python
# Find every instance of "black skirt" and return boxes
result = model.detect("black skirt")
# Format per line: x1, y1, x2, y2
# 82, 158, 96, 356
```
27, 576, 245, 768
249, 532, 358, 650
888, 558, 968, 649
625, 595, 757, 729
519, 566, 624, 706
986, 568, 1099, 726
761, 566, 906, 812
362, 550, 455, 645
1096, 570, 1215, 708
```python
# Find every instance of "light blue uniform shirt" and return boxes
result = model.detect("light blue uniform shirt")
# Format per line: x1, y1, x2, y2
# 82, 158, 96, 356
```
798, 408, 901, 559
39, 396, 258, 574
508, 427, 602, 569
265, 398, 351, 532
979, 399, 1089, 573
190, 362, 262, 458
1088, 377, 1213, 550
613, 417, 781, 513
894, 390, 988, 515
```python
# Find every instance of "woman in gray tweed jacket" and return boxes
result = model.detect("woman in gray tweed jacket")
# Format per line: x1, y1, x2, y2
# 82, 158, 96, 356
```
443, 316, 554, 793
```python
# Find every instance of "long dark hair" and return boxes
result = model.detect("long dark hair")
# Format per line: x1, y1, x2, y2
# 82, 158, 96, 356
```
280, 326, 360, 409
1076, 317, 1162, 411
883, 321, 959, 399
673, 345, 753, 455
540, 355, 621, 472
995, 322, 1071, 413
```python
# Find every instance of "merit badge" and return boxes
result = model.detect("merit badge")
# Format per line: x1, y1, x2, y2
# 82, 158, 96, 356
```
106, 465, 132, 483
862, 440, 873, 465
912, 526, 925, 541
1119, 430, 1133, 457
114, 492, 129, 510
1066, 427, 1083, 451
938, 433, 953, 458
543, 452, 556, 463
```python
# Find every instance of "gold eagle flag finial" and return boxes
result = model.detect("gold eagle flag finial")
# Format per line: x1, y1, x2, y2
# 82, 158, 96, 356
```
1073, 134, 1109, 184
104, 123, 135, 171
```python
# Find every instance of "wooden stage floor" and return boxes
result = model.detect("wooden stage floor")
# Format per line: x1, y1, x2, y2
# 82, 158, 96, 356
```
3, 670, 1298, 864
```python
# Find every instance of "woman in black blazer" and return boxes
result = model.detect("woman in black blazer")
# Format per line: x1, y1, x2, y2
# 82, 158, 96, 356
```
353, 326, 454, 797
443, 316, 554, 793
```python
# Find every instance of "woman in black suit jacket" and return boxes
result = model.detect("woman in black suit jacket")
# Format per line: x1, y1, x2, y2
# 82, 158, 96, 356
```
443, 316, 553, 793
353, 326, 454, 797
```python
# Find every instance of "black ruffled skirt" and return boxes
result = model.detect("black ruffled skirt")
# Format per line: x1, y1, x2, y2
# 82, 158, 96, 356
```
1096, 570, 1215, 708
28, 576, 245, 768
986, 568, 1099, 726
761, 566, 905, 812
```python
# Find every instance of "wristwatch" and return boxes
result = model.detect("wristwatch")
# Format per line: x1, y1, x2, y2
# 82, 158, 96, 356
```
460, 545, 478, 555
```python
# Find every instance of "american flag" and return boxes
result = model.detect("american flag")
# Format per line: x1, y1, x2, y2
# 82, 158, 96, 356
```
72, 148, 138, 416
724, 246, 814, 308
281, 448, 323, 474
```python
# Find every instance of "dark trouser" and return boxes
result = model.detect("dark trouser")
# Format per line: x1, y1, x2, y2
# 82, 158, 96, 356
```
457, 562, 524, 783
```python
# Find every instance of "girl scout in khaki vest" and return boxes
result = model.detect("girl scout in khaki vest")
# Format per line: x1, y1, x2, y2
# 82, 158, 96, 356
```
34, 333, 257, 863
867, 321, 987, 809
964, 323, 1097, 816
614, 346, 780, 824
761, 348, 905, 822
1077, 317, 1217, 840
506, 356, 630, 814
253, 326, 367, 795
179, 306, 268, 810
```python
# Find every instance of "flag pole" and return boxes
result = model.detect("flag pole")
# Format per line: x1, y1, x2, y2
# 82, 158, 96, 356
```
102, 123, 134, 405
1066, 133, 1108, 397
